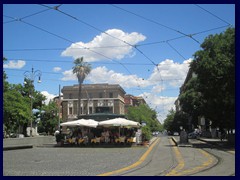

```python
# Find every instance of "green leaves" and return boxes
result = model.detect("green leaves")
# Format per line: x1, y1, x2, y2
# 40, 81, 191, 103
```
127, 104, 162, 133
72, 57, 92, 84
180, 27, 235, 130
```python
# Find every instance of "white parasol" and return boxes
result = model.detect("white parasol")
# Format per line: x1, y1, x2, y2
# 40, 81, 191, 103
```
98, 118, 140, 128
60, 119, 99, 128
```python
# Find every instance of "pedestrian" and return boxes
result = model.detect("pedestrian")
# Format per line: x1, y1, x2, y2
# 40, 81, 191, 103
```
220, 128, 226, 141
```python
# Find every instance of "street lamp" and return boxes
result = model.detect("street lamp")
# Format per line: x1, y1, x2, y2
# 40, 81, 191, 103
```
24, 67, 42, 137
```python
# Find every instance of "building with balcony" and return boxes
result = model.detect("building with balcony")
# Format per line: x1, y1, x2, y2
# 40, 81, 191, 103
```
124, 94, 146, 114
61, 84, 126, 122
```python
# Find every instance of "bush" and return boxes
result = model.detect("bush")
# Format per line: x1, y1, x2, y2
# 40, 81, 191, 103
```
55, 133, 64, 143
141, 126, 152, 141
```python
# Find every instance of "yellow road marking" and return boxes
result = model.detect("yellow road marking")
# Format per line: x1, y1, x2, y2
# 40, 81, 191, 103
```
227, 150, 235, 155
97, 138, 160, 176
175, 149, 215, 176
166, 140, 215, 176
165, 139, 185, 176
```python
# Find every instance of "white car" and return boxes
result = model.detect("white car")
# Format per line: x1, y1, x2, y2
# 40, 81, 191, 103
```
173, 132, 179, 136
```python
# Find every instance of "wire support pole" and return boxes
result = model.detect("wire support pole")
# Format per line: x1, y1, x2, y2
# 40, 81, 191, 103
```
23, 67, 42, 137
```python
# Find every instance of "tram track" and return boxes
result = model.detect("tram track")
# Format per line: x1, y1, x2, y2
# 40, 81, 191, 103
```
100, 136, 234, 176
115, 136, 177, 176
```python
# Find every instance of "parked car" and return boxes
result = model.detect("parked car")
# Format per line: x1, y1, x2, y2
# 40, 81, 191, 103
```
173, 132, 179, 136
188, 132, 198, 139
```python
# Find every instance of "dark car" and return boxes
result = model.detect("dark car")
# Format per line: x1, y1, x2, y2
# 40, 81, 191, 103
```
188, 132, 198, 139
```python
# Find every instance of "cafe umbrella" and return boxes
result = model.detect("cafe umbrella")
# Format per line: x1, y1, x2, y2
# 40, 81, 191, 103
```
98, 118, 141, 135
60, 119, 99, 128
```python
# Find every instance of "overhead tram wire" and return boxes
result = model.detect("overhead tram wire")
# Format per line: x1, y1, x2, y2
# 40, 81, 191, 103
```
137, 25, 229, 47
4, 24, 229, 55
4, 24, 229, 53
38, 4, 163, 91
166, 41, 186, 60
109, 4, 201, 45
4, 58, 155, 66
38, 4, 159, 68
3, 8, 51, 24
194, 4, 232, 26
4, 14, 147, 95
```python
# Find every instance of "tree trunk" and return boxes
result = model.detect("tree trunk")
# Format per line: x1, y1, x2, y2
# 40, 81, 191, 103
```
78, 82, 82, 118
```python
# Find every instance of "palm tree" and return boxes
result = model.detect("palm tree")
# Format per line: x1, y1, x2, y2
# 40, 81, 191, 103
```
72, 57, 92, 118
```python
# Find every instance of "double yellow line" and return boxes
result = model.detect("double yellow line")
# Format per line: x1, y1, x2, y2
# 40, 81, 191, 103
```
97, 138, 160, 176
166, 139, 215, 176
98, 137, 215, 176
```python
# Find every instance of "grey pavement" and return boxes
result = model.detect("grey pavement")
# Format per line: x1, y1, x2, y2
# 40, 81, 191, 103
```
3, 144, 148, 176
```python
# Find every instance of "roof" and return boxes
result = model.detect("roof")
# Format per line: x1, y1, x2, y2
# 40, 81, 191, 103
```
80, 113, 125, 122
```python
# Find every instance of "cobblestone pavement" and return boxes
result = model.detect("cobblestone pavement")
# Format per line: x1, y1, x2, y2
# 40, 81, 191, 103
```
3, 146, 147, 176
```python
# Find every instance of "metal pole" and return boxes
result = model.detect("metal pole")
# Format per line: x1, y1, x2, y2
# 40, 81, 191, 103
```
30, 88, 33, 137
24, 67, 41, 137
58, 84, 61, 130
30, 67, 34, 137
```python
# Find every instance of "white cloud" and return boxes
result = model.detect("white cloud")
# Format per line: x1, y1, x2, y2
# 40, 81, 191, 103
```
3, 60, 26, 69
140, 92, 177, 123
149, 58, 192, 87
41, 91, 56, 105
151, 85, 165, 93
61, 58, 192, 90
53, 67, 62, 72
61, 69, 77, 81
60, 58, 192, 123
61, 29, 146, 62
87, 66, 151, 88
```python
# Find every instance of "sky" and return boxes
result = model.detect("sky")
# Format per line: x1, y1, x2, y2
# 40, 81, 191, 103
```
3, 4, 235, 123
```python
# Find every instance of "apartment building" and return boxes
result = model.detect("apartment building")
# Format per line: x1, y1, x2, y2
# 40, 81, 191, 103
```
61, 84, 126, 121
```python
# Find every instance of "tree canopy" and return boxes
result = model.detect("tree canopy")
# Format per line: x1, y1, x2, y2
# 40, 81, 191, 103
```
3, 57, 59, 136
172, 28, 235, 132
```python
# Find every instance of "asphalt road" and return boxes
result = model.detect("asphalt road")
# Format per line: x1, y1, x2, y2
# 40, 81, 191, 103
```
3, 136, 235, 176
3, 146, 147, 176
111, 136, 235, 176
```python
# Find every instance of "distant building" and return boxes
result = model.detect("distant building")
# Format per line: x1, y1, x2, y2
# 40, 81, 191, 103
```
124, 94, 146, 114
61, 84, 126, 122
53, 95, 63, 119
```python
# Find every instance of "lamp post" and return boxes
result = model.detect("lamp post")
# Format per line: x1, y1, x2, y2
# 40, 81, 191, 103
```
24, 67, 42, 137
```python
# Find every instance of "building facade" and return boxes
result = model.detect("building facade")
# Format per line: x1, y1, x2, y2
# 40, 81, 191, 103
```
61, 84, 126, 121
124, 94, 146, 114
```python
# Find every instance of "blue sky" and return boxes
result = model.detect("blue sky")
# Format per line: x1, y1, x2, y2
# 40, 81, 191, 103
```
3, 4, 235, 123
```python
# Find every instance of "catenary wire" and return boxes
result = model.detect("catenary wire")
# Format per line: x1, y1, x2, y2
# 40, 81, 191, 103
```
109, 4, 201, 44
4, 15, 147, 94
3, 25, 229, 53
39, 4, 159, 67
194, 4, 232, 26
166, 41, 186, 60
3, 8, 51, 24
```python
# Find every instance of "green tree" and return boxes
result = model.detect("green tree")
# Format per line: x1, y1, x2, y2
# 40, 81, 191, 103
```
72, 57, 92, 118
38, 101, 59, 135
3, 84, 30, 136
178, 77, 204, 130
127, 104, 162, 138
163, 108, 176, 132
3, 57, 9, 93
3, 57, 47, 136
191, 27, 235, 131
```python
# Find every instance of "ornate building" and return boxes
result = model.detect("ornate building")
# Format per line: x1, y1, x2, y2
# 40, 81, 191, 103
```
61, 84, 126, 122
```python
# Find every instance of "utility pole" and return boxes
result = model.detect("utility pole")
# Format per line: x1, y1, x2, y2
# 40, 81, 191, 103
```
24, 67, 42, 137
58, 84, 61, 130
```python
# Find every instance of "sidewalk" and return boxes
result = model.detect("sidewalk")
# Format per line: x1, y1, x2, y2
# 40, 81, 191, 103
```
197, 137, 235, 151
170, 136, 235, 152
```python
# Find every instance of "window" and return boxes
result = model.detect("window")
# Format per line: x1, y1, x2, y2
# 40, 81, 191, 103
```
109, 92, 113, 98
99, 92, 103, 98
89, 107, 93, 114
89, 93, 93, 98
69, 93, 72, 99
69, 107, 73, 115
